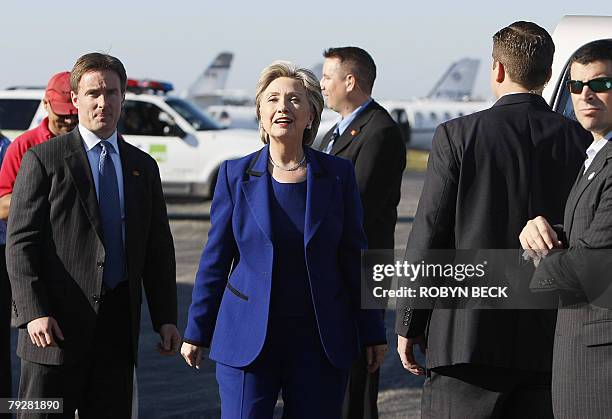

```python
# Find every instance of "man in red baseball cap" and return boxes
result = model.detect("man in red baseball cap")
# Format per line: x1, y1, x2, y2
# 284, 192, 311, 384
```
0, 71, 78, 221
0, 72, 78, 399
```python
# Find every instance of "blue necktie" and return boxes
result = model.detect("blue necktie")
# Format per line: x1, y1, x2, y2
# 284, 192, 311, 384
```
324, 129, 340, 154
98, 141, 125, 289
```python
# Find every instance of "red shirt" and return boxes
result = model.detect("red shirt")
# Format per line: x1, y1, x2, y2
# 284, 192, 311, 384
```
0, 118, 55, 197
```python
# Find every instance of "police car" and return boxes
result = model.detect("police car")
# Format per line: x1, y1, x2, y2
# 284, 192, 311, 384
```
0, 79, 261, 199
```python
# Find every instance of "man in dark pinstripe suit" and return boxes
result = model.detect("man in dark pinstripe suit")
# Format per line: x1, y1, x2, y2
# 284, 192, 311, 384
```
6, 53, 180, 418
520, 40, 612, 418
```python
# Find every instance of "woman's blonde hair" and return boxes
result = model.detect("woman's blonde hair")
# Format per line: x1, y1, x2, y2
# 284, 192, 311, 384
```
255, 61, 323, 145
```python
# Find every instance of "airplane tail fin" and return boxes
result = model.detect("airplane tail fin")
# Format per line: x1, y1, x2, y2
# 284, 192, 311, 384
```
309, 62, 323, 81
187, 52, 234, 97
426, 58, 480, 100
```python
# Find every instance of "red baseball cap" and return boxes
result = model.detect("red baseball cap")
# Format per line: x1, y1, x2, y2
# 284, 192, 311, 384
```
45, 71, 77, 116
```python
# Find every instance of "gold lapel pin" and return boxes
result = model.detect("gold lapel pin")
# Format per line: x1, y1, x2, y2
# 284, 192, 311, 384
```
132, 170, 140, 176
588, 172, 595, 180
351, 129, 359, 136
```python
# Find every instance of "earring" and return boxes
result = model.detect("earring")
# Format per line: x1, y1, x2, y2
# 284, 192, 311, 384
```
259, 122, 263, 129
306, 123, 312, 129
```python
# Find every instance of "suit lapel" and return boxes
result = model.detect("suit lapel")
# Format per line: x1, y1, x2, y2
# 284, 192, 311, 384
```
118, 138, 142, 262
565, 141, 612, 235
64, 129, 103, 241
331, 101, 378, 155
304, 147, 334, 245
241, 147, 273, 243
319, 124, 338, 152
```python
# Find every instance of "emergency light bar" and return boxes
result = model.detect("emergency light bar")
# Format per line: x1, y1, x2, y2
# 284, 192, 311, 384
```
126, 79, 174, 94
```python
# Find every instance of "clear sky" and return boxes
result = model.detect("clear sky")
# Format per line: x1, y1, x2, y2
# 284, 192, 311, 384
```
1, 1, 610, 100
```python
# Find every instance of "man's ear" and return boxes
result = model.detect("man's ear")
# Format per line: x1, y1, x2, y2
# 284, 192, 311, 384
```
494, 61, 505, 84
345, 74, 356, 93
70, 91, 78, 109
543, 67, 552, 86
42, 97, 50, 112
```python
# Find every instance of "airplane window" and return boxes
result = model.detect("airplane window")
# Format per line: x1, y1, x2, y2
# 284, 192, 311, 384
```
430, 112, 437, 121
415, 112, 424, 126
458, 112, 464, 117
120, 101, 167, 137
0, 99, 40, 130
443, 112, 452, 121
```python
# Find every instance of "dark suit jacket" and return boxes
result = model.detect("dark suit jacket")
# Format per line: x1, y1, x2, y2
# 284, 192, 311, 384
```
6, 128, 177, 366
532, 140, 612, 417
395, 93, 591, 371
183, 146, 386, 369
319, 100, 406, 250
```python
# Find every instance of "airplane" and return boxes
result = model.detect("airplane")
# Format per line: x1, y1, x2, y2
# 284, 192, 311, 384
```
194, 55, 492, 150
315, 58, 493, 150
185, 52, 252, 108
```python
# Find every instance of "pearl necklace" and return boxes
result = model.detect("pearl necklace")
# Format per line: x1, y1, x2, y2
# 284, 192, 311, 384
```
268, 154, 306, 171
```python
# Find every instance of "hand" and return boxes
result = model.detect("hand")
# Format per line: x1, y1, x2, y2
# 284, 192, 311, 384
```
397, 334, 426, 376
365, 344, 387, 374
157, 324, 181, 355
27, 316, 64, 348
519, 216, 562, 259
181, 342, 203, 369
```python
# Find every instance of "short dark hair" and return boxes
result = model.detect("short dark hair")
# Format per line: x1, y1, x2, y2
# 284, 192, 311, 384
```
570, 39, 612, 68
70, 53, 127, 94
323, 46, 376, 94
492, 21, 554, 91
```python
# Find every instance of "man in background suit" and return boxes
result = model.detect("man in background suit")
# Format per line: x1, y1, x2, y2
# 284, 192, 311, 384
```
0, 131, 11, 403
520, 39, 612, 419
319, 46, 406, 419
7, 53, 180, 418
396, 21, 591, 418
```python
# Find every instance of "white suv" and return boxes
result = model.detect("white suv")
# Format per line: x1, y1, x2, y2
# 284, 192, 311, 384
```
0, 81, 261, 199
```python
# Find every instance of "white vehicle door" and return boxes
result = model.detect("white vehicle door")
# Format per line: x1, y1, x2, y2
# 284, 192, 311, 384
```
119, 99, 201, 189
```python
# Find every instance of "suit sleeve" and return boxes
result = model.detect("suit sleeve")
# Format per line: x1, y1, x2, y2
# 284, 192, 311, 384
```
533, 173, 612, 301
353, 123, 406, 228
6, 150, 51, 327
339, 160, 387, 346
395, 123, 459, 337
183, 161, 238, 346
142, 159, 178, 332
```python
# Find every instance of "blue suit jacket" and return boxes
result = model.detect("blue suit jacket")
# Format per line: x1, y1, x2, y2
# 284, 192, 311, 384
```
184, 145, 386, 368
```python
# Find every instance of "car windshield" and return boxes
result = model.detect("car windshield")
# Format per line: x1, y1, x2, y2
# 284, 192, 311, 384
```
165, 97, 221, 131
0, 98, 40, 130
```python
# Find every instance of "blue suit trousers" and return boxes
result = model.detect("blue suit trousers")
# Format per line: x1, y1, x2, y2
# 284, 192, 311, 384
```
216, 315, 349, 418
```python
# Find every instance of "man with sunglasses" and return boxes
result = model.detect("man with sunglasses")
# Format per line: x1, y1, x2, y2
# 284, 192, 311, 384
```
396, 21, 592, 418
520, 39, 612, 418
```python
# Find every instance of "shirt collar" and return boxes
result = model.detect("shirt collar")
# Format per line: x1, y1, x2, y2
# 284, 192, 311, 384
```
78, 124, 119, 153
40, 117, 55, 140
586, 131, 612, 157
337, 98, 373, 135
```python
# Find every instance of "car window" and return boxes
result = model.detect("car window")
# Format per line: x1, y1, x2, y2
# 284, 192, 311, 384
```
0, 99, 40, 130
164, 98, 221, 131
120, 100, 169, 136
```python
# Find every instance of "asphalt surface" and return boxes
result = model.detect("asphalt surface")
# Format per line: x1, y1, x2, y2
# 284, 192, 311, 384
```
9, 167, 428, 419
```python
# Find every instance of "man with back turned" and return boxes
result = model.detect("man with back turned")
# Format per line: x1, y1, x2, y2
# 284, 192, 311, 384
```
396, 21, 591, 418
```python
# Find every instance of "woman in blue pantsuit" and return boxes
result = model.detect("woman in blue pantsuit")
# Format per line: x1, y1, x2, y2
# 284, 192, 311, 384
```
181, 61, 387, 418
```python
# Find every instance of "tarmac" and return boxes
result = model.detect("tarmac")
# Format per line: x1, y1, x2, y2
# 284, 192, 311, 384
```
8, 157, 428, 418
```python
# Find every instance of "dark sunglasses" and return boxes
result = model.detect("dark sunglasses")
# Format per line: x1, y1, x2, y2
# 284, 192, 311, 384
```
566, 77, 612, 94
